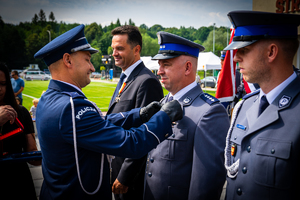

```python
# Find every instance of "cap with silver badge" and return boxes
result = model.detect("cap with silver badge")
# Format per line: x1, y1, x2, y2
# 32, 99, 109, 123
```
34, 24, 98, 66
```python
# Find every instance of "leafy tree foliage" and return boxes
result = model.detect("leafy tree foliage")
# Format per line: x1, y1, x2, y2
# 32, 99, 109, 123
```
0, 12, 229, 71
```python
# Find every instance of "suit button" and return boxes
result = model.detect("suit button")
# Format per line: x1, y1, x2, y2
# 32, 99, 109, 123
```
247, 146, 251, 153
242, 167, 247, 174
150, 158, 154, 163
271, 149, 275, 154
237, 188, 242, 195
148, 172, 152, 177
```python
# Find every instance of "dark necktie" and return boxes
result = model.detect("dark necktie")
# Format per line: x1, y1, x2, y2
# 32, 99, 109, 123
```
258, 95, 269, 116
167, 95, 173, 102
112, 73, 126, 102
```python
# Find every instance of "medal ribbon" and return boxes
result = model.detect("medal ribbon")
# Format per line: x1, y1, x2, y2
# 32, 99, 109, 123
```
118, 82, 126, 94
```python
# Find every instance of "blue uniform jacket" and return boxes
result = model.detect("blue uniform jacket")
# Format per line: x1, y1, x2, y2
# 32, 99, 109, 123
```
36, 80, 172, 200
225, 76, 300, 200
144, 85, 230, 200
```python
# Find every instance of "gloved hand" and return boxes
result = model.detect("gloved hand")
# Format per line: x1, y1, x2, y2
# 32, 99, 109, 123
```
160, 100, 183, 122
140, 101, 162, 123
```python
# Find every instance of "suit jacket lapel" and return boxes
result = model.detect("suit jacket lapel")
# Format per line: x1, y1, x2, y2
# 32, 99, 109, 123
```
108, 62, 145, 111
121, 62, 144, 94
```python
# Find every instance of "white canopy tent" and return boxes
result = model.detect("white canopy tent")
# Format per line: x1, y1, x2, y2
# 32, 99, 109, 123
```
141, 56, 159, 70
197, 52, 221, 71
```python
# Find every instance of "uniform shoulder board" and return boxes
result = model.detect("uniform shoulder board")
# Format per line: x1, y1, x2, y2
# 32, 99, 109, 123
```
200, 93, 219, 105
62, 91, 84, 99
242, 90, 259, 100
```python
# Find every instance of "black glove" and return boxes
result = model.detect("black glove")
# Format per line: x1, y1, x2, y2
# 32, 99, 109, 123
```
160, 100, 183, 122
140, 101, 162, 123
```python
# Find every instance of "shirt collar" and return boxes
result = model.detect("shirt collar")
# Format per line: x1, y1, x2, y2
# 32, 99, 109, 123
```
170, 81, 198, 100
122, 59, 142, 82
55, 80, 85, 96
259, 71, 297, 104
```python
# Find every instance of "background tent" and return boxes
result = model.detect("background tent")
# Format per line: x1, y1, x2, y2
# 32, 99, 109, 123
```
197, 52, 221, 71
141, 56, 159, 70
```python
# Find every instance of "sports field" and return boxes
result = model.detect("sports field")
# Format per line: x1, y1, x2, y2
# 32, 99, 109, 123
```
22, 80, 216, 112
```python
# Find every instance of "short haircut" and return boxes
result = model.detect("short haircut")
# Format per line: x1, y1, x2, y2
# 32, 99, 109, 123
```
12, 70, 19, 76
33, 99, 39, 104
111, 25, 142, 52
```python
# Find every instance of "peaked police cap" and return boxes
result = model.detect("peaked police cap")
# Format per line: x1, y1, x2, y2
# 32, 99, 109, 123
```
224, 11, 300, 50
152, 31, 205, 60
34, 24, 98, 66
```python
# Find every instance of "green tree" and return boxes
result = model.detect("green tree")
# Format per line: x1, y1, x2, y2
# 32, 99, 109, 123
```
38, 9, 46, 25
91, 50, 103, 72
32, 14, 39, 24
85, 22, 100, 43
128, 18, 135, 26
202, 29, 227, 54
107, 46, 113, 55
49, 11, 55, 22
116, 18, 121, 27
141, 33, 159, 56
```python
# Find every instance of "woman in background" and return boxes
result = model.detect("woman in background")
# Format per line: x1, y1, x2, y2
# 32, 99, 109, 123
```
0, 63, 40, 199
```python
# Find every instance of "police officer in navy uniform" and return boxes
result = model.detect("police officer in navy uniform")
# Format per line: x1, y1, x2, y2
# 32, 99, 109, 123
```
34, 24, 183, 200
223, 11, 300, 200
143, 32, 230, 200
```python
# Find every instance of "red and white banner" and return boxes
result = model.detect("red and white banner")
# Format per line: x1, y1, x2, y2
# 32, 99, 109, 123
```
215, 28, 237, 102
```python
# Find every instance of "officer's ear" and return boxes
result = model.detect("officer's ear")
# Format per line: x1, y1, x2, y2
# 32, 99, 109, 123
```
184, 60, 193, 76
62, 53, 72, 68
267, 43, 278, 63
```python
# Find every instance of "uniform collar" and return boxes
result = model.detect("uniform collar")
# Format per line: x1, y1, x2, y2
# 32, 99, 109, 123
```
171, 81, 197, 100
259, 71, 297, 104
48, 79, 86, 97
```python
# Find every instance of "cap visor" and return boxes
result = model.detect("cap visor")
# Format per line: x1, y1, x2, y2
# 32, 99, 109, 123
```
224, 40, 257, 50
82, 47, 99, 54
152, 53, 180, 60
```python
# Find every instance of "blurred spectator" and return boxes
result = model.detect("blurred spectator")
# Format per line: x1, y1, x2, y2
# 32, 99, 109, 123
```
11, 70, 24, 105
29, 99, 39, 121
15, 96, 21, 105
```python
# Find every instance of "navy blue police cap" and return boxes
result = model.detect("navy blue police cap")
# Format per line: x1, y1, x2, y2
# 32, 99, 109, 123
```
152, 31, 205, 60
34, 24, 98, 66
224, 11, 300, 50
220, 51, 226, 60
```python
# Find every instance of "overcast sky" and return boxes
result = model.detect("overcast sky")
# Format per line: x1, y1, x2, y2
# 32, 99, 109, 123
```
0, 0, 252, 28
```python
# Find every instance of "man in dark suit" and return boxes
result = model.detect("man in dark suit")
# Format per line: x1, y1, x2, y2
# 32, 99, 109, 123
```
109, 25, 164, 200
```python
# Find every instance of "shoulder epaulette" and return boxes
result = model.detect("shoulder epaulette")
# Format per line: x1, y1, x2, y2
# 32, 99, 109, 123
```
200, 93, 219, 105
62, 91, 84, 99
242, 89, 260, 100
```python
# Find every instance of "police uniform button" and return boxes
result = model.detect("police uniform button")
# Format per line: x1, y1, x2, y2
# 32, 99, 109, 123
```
165, 133, 169, 137
242, 167, 247, 174
148, 172, 152, 177
247, 146, 251, 153
234, 136, 237, 140
150, 158, 154, 163
271, 149, 275, 154
172, 134, 175, 138
237, 188, 242, 195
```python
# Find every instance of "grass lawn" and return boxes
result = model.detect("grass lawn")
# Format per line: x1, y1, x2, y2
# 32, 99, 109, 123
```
22, 80, 216, 112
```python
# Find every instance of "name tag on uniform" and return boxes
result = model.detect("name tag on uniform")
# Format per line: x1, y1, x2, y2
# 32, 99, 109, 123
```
236, 124, 246, 130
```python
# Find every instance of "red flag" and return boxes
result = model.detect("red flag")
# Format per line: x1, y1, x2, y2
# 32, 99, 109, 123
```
215, 28, 237, 102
